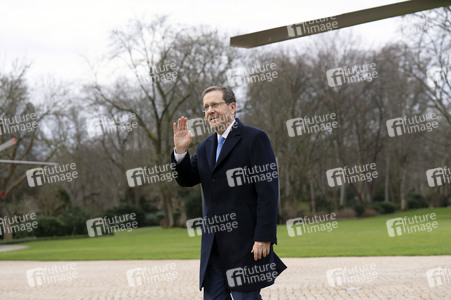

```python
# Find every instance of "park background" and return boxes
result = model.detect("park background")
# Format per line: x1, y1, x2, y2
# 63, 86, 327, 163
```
0, 0, 450, 266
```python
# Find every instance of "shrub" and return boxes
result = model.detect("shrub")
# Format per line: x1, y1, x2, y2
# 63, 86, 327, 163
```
139, 196, 159, 213
373, 202, 384, 214
173, 210, 181, 222
61, 206, 90, 235
12, 224, 36, 239
144, 213, 165, 226
315, 196, 334, 212
184, 191, 202, 220
34, 217, 65, 237
407, 193, 428, 209
156, 211, 166, 226
361, 208, 378, 217
407, 198, 421, 209
381, 202, 397, 214
375, 202, 397, 214
336, 208, 356, 219
353, 203, 365, 216
373, 188, 385, 203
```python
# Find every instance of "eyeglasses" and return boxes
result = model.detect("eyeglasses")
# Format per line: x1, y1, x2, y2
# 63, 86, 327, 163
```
202, 102, 228, 112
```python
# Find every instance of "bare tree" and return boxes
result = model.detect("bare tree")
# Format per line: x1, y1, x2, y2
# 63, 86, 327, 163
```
85, 17, 238, 227
403, 7, 451, 124
0, 64, 65, 239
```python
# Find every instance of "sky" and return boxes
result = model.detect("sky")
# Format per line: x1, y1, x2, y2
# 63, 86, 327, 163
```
0, 0, 419, 85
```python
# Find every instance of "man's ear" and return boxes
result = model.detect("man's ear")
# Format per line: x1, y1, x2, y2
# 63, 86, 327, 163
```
230, 102, 237, 114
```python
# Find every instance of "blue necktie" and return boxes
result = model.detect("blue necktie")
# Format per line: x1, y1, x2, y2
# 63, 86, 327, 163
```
216, 136, 225, 162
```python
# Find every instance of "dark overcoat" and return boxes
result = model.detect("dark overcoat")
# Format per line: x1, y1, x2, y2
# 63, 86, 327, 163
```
171, 118, 287, 292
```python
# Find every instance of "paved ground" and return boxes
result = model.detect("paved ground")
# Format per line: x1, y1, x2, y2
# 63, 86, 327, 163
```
0, 245, 29, 252
0, 256, 450, 299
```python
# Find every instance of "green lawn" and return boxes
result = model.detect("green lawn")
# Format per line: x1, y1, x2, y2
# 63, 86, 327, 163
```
1, 208, 450, 260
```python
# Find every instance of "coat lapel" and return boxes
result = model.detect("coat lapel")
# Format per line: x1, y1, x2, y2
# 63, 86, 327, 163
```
212, 118, 243, 173
206, 134, 216, 172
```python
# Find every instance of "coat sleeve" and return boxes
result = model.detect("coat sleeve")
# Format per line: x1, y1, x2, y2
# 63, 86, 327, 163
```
171, 150, 201, 187
249, 131, 279, 244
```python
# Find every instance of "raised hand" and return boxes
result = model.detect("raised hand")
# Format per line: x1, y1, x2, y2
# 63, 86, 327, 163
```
173, 116, 192, 154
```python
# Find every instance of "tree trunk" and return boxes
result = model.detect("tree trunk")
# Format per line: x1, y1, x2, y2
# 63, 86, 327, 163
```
385, 155, 390, 202
309, 178, 316, 214
400, 169, 407, 210
0, 204, 12, 240
366, 184, 372, 205
160, 185, 174, 228
339, 183, 346, 207
135, 187, 141, 208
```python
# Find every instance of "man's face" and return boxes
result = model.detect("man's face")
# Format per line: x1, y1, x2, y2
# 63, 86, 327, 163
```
203, 90, 236, 133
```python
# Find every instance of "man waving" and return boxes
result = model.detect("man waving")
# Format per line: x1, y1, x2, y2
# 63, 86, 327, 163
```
172, 86, 286, 300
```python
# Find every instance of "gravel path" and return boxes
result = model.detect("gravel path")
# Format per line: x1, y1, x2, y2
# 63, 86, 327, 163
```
0, 245, 29, 252
0, 256, 450, 299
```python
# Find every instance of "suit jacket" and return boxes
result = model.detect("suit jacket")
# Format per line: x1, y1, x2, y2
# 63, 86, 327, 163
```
171, 118, 286, 292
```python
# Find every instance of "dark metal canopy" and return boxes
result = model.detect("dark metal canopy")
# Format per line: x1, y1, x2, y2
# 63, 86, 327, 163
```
230, 0, 451, 48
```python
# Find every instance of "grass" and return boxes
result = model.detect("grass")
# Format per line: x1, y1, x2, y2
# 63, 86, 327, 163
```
0, 208, 450, 261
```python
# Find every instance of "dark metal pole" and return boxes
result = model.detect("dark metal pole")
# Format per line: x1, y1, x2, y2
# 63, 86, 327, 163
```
230, 0, 451, 48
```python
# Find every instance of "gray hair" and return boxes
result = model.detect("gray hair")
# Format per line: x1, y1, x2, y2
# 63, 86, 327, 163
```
201, 86, 236, 104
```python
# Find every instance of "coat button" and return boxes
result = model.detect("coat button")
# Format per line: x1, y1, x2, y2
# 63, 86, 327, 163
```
212, 178, 216, 183
212, 201, 217, 207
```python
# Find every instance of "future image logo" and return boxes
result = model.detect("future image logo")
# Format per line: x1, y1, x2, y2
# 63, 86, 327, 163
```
287, 17, 338, 37
426, 267, 451, 288
286, 213, 338, 237
26, 168, 45, 187
326, 63, 378, 87
86, 213, 138, 237
126, 163, 177, 187
426, 167, 451, 187
326, 264, 377, 287
226, 263, 278, 288
326, 163, 378, 187
187, 118, 214, 137
186, 214, 238, 237
386, 113, 438, 137
26, 263, 78, 288
326, 68, 346, 87
126, 268, 146, 287
86, 112, 138, 138
286, 113, 338, 137
226, 63, 278, 88
126, 264, 178, 287
0, 113, 38, 136
0, 213, 38, 236
226, 163, 278, 187
26, 164, 78, 187
186, 217, 203, 237
386, 213, 438, 237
